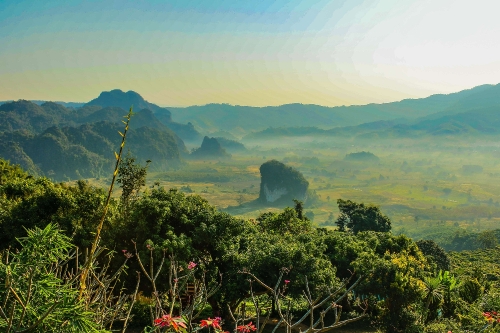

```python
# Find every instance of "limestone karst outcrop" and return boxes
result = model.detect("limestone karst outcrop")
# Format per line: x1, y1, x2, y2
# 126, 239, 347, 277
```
190, 136, 231, 159
258, 160, 309, 204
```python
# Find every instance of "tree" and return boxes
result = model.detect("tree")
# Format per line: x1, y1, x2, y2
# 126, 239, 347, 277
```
0, 174, 108, 250
416, 239, 451, 272
335, 199, 391, 233
293, 199, 304, 220
477, 230, 498, 249
116, 152, 150, 213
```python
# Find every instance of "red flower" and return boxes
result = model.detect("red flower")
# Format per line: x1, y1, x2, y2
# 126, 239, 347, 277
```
284, 280, 290, 284
200, 317, 222, 330
237, 322, 257, 333
154, 314, 187, 331
188, 261, 197, 270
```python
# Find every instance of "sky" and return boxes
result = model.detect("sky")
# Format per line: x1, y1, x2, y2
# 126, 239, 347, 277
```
1, 0, 499, 107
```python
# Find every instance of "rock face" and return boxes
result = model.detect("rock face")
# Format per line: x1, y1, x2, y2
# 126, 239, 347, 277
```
259, 160, 309, 204
190, 136, 230, 159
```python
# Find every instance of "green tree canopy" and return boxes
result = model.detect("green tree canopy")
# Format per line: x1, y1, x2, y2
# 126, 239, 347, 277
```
335, 199, 391, 233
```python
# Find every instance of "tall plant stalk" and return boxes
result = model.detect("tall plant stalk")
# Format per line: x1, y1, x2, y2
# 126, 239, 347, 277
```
79, 107, 133, 299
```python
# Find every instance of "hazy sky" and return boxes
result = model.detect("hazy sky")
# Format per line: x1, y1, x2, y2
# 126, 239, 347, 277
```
1, 0, 499, 106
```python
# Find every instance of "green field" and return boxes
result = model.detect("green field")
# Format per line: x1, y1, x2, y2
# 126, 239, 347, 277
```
81, 134, 500, 241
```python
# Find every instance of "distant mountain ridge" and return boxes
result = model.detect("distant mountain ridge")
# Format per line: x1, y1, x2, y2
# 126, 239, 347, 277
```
244, 105, 500, 140
3, 83, 499, 138
0, 100, 85, 108
168, 83, 500, 135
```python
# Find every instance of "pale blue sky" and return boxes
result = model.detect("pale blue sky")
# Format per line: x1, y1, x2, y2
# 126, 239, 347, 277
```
1, 0, 499, 106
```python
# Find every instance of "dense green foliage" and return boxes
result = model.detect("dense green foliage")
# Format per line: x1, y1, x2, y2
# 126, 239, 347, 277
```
1, 157, 500, 332
416, 239, 451, 272
335, 199, 391, 233
0, 224, 104, 332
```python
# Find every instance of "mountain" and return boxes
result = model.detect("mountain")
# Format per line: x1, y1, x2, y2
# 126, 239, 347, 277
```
417, 84, 500, 121
85, 89, 202, 142
86, 89, 165, 113
190, 136, 231, 159
168, 84, 500, 135
0, 100, 189, 154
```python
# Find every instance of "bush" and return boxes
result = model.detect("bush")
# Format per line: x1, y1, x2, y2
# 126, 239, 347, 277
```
0, 224, 103, 332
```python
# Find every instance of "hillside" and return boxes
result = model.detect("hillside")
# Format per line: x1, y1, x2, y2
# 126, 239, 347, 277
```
0, 121, 182, 181
0, 100, 75, 133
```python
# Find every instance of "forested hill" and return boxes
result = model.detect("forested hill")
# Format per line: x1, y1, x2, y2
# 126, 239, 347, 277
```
0, 121, 182, 181
168, 83, 500, 134
0, 100, 185, 180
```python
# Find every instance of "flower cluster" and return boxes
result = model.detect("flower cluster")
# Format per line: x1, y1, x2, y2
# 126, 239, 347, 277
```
236, 322, 257, 333
188, 261, 197, 270
154, 314, 187, 332
483, 311, 500, 325
200, 317, 222, 330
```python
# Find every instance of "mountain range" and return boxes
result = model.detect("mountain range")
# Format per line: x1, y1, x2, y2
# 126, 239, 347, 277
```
1, 83, 499, 180
168, 83, 500, 134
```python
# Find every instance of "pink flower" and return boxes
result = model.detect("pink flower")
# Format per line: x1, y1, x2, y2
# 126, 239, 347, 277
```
122, 249, 127, 253
284, 280, 290, 284
187, 261, 197, 270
